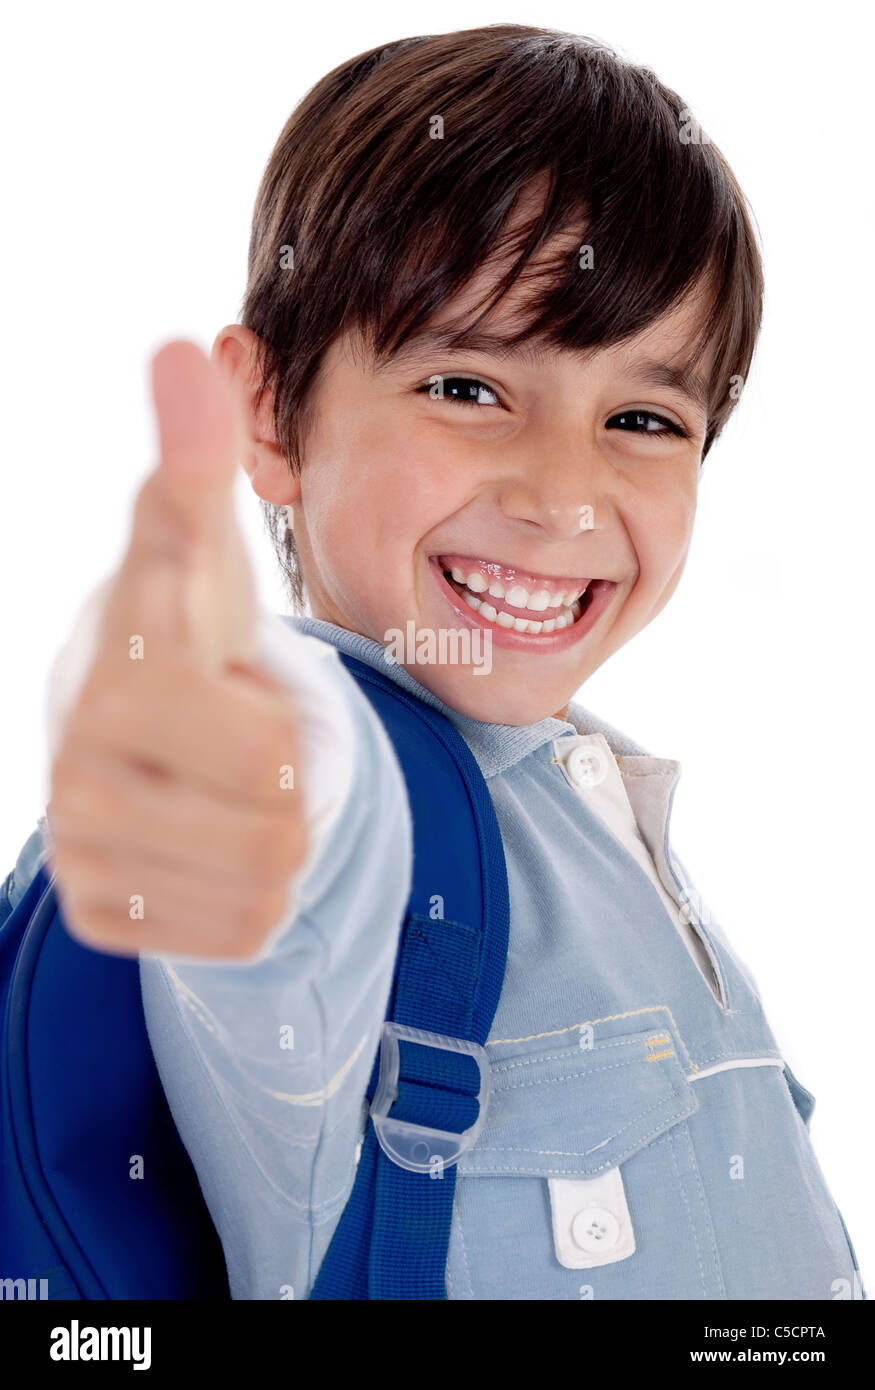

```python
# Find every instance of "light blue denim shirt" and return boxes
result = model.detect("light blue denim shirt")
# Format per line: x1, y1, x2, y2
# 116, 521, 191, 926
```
9, 613, 864, 1300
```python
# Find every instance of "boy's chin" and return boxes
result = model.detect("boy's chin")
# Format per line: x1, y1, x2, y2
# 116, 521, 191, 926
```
397, 660, 575, 727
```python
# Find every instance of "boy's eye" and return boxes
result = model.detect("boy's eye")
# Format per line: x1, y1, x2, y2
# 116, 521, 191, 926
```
606, 410, 687, 439
416, 378, 689, 440
417, 376, 501, 407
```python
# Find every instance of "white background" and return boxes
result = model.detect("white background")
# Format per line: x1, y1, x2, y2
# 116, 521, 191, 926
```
2, 1, 872, 1291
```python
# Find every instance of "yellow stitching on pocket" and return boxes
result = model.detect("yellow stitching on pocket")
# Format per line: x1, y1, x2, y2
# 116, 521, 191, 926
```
487, 1005, 699, 1072
646, 1049, 675, 1062
646, 1036, 672, 1047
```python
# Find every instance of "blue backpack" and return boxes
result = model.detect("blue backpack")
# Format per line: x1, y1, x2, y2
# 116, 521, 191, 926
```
0, 652, 510, 1300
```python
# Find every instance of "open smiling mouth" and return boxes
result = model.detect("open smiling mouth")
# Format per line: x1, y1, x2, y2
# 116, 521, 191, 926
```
431, 553, 616, 648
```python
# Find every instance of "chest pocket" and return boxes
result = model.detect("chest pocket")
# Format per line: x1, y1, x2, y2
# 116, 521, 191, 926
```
446, 1027, 726, 1300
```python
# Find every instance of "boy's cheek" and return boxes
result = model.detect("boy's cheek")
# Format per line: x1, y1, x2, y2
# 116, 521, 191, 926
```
626, 493, 696, 584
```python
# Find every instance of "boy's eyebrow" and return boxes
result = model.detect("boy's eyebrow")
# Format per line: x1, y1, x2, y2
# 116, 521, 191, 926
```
628, 360, 710, 414
380, 328, 553, 369
379, 328, 710, 412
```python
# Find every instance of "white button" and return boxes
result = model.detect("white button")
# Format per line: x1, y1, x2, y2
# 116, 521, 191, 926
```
549, 1172, 635, 1269
566, 743, 608, 788
571, 1206, 621, 1252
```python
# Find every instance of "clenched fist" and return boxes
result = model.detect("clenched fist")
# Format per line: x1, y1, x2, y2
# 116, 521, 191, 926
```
47, 341, 309, 958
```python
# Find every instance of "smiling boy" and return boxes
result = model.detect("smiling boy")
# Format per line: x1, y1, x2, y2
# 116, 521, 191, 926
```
226, 260, 713, 726
7, 24, 864, 1300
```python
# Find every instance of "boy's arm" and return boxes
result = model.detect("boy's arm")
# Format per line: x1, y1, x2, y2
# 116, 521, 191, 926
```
35, 340, 414, 1296
40, 582, 413, 1299
137, 616, 413, 1299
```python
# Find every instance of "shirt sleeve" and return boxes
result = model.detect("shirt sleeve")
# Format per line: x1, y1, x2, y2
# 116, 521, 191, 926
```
136, 619, 414, 1299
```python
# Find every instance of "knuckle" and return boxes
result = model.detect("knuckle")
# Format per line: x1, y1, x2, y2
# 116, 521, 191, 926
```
129, 479, 191, 558
285, 816, 309, 874
235, 710, 299, 798
268, 704, 301, 760
241, 813, 298, 876
53, 847, 119, 916
55, 884, 115, 949
219, 938, 260, 961
50, 758, 120, 830
272, 721, 302, 788
260, 883, 293, 931
225, 729, 272, 792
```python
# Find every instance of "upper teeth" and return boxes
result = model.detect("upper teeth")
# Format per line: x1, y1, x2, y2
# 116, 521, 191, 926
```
449, 566, 584, 610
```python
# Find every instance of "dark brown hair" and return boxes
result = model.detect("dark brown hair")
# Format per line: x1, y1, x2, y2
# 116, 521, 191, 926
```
241, 24, 764, 610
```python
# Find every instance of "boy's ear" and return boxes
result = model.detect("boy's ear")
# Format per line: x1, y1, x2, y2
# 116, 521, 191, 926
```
210, 324, 301, 507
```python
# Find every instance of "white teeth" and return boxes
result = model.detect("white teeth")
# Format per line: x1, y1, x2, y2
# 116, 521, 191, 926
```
461, 596, 574, 633
447, 563, 588, 635
504, 583, 529, 607
449, 566, 587, 607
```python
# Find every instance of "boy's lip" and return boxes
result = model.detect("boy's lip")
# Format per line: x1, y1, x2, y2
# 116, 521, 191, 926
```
429, 556, 617, 652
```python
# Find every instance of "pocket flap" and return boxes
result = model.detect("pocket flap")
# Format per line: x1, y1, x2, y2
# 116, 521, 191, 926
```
457, 1026, 697, 1179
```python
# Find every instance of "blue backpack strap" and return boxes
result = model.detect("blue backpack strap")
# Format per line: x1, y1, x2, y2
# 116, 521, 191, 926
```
310, 653, 510, 1300
0, 861, 229, 1299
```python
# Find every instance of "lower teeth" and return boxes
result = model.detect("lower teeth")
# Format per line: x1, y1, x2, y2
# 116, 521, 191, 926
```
445, 573, 581, 633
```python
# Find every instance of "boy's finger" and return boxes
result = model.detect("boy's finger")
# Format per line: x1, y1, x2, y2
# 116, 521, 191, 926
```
66, 656, 299, 808
148, 338, 245, 546
102, 340, 257, 664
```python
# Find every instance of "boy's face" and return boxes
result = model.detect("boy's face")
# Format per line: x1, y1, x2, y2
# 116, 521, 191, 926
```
223, 257, 715, 725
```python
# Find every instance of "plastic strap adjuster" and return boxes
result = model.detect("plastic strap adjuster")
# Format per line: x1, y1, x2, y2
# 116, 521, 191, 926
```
369, 1022, 491, 1173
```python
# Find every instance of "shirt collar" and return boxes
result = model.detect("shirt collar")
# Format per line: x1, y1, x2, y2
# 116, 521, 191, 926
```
285, 614, 653, 778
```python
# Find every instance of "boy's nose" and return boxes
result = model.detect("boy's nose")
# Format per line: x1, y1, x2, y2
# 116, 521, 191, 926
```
496, 452, 604, 542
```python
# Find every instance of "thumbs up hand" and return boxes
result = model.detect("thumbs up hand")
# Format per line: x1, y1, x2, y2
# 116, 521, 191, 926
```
47, 341, 309, 959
